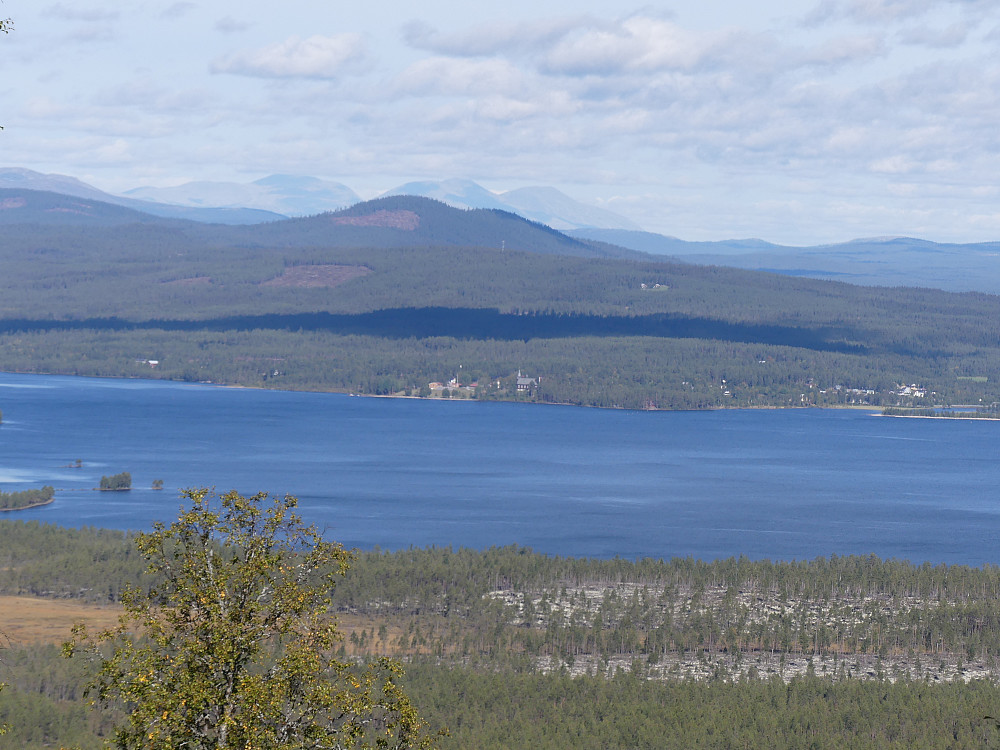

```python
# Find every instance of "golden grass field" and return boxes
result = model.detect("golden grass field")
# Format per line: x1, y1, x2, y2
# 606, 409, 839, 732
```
0, 595, 121, 646
0, 595, 432, 658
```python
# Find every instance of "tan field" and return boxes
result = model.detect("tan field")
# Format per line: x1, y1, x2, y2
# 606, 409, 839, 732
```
0, 595, 122, 646
0, 595, 433, 658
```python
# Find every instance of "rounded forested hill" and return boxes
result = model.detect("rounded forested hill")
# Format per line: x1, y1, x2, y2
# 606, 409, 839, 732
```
218, 195, 646, 258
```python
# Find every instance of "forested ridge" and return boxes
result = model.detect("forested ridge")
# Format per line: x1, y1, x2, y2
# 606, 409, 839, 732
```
5, 522, 1000, 747
1, 190, 1000, 408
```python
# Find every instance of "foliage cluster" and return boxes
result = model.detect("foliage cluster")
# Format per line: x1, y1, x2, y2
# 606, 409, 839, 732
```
63, 490, 439, 749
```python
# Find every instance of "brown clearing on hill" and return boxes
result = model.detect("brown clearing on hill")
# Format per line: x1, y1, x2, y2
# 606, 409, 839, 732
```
327, 209, 419, 230
0, 595, 434, 657
0, 595, 121, 645
262, 264, 371, 288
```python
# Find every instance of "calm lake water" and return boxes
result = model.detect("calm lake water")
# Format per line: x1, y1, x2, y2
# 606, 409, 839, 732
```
1, 372, 998, 565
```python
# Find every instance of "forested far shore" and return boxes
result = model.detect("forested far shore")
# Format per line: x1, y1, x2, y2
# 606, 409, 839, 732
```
2, 325, 997, 410
2, 228, 1000, 409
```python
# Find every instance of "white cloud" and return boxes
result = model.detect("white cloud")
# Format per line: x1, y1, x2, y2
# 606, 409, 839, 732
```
23, 97, 72, 119
401, 16, 589, 57
542, 17, 725, 75
870, 154, 920, 173
898, 22, 969, 47
91, 138, 134, 165
598, 109, 651, 134
42, 4, 119, 22
825, 125, 874, 152
394, 57, 527, 96
800, 33, 886, 65
161, 3, 197, 20
475, 91, 578, 122
211, 34, 368, 79
803, 0, 935, 26
215, 16, 251, 34
95, 78, 218, 114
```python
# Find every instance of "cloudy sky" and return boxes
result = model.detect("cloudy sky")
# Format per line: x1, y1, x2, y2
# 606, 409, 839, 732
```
3, 0, 1000, 244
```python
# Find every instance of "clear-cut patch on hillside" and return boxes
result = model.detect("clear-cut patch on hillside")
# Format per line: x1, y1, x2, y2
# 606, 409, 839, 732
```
327, 209, 419, 230
262, 264, 372, 288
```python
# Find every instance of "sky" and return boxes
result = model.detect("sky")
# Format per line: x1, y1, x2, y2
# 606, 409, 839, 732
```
3, 0, 1000, 245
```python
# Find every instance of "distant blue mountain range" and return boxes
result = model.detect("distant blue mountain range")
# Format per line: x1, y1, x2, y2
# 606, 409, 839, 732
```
5, 167, 1000, 294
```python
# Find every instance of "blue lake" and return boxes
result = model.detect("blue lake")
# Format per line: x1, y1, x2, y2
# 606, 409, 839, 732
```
1, 372, 998, 565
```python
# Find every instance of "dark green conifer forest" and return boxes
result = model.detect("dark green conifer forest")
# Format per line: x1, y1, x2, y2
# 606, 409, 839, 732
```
4, 521, 1000, 747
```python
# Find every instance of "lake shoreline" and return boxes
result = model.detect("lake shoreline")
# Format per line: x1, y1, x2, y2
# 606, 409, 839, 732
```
0, 367, 887, 413
0, 497, 54, 512
3, 370, 1000, 566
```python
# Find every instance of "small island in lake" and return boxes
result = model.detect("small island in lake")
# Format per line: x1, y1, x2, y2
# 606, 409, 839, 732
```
99, 472, 132, 491
0, 486, 55, 511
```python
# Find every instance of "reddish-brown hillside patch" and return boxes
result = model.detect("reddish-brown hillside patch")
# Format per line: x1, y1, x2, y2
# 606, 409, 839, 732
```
262, 264, 372, 288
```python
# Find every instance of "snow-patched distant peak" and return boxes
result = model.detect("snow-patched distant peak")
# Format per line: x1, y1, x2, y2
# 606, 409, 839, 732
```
381, 179, 508, 211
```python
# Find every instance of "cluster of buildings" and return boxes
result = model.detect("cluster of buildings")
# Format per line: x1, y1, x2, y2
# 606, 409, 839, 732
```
427, 371, 539, 395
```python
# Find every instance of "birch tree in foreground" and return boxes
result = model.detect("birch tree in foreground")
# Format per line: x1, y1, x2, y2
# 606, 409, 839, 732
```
65, 488, 441, 749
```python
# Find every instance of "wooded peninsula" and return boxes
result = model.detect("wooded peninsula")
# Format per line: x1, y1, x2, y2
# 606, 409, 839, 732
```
0, 487, 54, 512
